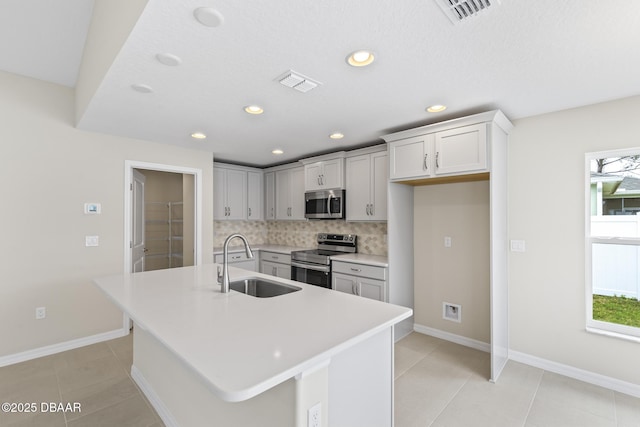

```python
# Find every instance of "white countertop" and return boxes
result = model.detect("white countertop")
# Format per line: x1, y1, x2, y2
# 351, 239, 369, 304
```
93, 264, 411, 402
213, 244, 310, 255
331, 253, 389, 267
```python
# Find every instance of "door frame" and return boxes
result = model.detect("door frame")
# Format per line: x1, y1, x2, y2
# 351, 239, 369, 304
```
124, 160, 203, 272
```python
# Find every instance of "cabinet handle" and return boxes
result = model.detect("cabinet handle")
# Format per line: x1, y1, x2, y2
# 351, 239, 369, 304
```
366, 204, 371, 215
321, 174, 324, 185
231, 255, 241, 260
350, 267, 362, 272
272, 256, 279, 260
248, 207, 252, 217
370, 204, 374, 216
436, 152, 440, 169
272, 266, 277, 275
424, 154, 428, 171
351, 281, 356, 295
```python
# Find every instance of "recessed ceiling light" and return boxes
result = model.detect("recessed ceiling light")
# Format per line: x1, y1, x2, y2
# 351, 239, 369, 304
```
427, 104, 447, 113
244, 105, 264, 115
131, 83, 153, 93
272, 149, 284, 155
347, 50, 375, 67
156, 53, 182, 66
191, 132, 207, 139
329, 132, 344, 140
193, 7, 224, 27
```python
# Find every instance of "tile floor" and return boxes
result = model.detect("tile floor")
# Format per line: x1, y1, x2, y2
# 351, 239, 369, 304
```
1, 331, 638, 426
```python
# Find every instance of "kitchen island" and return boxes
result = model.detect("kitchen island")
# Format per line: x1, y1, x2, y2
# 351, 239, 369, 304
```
93, 263, 412, 427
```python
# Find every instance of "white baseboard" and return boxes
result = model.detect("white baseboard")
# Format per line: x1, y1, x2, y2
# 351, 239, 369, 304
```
509, 350, 640, 399
131, 365, 178, 427
412, 323, 640, 399
413, 323, 490, 353
0, 327, 129, 368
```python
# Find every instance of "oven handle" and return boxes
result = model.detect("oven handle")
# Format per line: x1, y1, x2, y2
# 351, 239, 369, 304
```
291, 261, 330, 273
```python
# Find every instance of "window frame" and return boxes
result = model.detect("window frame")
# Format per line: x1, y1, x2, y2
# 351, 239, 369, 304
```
585, 148, 640, 343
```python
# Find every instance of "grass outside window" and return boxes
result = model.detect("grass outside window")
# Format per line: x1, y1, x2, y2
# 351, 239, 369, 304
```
593, 295, 640, 328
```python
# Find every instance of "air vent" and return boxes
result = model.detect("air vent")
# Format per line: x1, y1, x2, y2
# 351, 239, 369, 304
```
435, 0, 499, 24
277, 70, 322, 93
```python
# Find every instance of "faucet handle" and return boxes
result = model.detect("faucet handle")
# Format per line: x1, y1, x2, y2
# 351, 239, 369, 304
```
217, 266, 222, 284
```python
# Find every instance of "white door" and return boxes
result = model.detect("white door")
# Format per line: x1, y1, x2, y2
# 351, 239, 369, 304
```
131, 170, 146, 273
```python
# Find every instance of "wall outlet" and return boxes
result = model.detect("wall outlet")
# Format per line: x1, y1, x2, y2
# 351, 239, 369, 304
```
85, 236, 99, 247
443, 302, 461, 323
510, 239, 526, 252
35, 307, 46, 320
444, 236, 452, 247
308, 402, 321, 427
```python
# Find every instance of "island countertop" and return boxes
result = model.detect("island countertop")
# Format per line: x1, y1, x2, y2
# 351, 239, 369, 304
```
93, 264, 412, 402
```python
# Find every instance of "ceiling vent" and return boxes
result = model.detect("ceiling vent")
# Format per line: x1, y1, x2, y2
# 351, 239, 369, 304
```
276, 70, 321, 93
435, 0, 499, 24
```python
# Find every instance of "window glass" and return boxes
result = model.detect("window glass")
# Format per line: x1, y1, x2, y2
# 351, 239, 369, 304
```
587, 151, 640, 339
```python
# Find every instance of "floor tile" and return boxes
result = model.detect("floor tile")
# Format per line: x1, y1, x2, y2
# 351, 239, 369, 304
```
56, 354, 128, 395
67, 394, 159, 427
60, 375, 141, 421
51, 343, 115, 373
533, 371, 617, 421
395, 345, 425, 379
431, 361, 542, 427
0, 372, 62, 426
614, 391, 640, 427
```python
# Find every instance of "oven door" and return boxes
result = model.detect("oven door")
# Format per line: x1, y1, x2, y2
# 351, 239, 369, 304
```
291, 261, 331, 288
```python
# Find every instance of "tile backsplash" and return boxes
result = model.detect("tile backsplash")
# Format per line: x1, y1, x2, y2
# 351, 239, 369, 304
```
214, 220, 387, 256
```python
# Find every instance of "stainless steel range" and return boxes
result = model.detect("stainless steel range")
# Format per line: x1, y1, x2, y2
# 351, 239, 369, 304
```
291, 233, 357, 288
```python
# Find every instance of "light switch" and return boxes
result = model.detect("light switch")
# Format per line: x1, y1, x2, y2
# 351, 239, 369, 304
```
444, 236, 452, 248
510, 240, 526, 252
85, 236, 99, 247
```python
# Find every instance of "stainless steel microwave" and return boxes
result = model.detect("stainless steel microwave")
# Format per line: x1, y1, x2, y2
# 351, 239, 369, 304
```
304, 189, 345, 219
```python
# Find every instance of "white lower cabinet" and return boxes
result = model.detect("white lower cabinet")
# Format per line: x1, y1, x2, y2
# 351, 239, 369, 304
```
260, 252, 291, 280
214, 253, 257, 272
331, 261, 387, 302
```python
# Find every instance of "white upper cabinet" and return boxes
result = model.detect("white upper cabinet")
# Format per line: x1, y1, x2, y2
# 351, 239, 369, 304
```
247, 171, 263, 220
214, 167, 246, 220
214, 163, 263, 221
346, 147, 388, 221
386, 113, 501, 182
264, 171, 275, 220
301, 154, 345, 191
275, 166, 305, 220
388, 134, 435, 181
434, 123, 487, 175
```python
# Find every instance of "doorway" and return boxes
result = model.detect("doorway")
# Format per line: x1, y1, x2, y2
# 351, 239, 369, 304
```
124, 160, 203, 274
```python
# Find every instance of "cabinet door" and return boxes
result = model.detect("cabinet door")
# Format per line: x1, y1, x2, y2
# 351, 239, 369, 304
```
213, 168, 227, 220
305, 163, 323, 191
260, 260, 278, 276
370, 151, 388, 221
346, 154, 371, 221
434, 123, 487, 175
357, 277, 386, 301
388, 134, 434, 180
247, 171, 263, 220
264, 172, 275, 220
289, 167, 306, 220
275, 169, 291, 220
225, 169, 247, 220
274, 263, 291, 280
321, 158, 343, 189
332, 272, 356, 295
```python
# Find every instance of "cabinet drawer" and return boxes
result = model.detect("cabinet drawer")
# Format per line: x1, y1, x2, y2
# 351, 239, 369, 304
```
214, 252, 253, 263
260, 251, 291, 264
332, 261, 386, 281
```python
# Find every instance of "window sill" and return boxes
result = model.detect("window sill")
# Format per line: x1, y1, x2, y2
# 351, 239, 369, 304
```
586, 326, 640, 344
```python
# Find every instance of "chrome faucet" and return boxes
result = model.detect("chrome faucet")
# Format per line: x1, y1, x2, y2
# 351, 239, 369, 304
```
217, 233, 254, 293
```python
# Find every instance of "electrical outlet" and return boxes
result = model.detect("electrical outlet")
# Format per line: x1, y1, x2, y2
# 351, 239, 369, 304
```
35, 307, 46, 320
308, 402, 321, 427
85, 236, 99, 247
444, 236, 452, 247
443, 302, 461, 323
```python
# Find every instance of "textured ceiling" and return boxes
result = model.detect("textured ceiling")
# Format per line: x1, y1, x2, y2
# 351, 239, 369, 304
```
3, 0, 640, 167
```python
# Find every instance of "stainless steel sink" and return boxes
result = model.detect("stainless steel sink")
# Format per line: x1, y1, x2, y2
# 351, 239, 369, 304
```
229, 278, 301, 298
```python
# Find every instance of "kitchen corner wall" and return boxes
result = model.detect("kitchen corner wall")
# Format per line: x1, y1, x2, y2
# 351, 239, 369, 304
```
214, 221, 388, 255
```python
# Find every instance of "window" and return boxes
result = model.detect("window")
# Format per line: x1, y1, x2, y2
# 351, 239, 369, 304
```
586, 149, 640, 341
